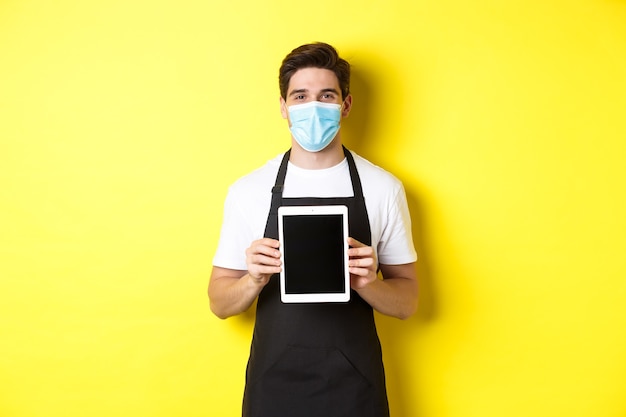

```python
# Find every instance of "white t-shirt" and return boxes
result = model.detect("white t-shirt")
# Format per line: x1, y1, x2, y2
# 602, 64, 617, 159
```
213, 150, 417, 270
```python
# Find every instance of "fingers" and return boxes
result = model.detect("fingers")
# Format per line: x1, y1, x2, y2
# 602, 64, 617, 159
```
246, 238, 282, 281
347, 237, 377, 289
347, 236, 364, 248
348, 256, 375, 271
347, 237, 376, 263
247, 238, 280, 258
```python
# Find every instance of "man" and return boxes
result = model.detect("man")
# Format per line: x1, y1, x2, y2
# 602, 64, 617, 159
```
209, 42, 418, 417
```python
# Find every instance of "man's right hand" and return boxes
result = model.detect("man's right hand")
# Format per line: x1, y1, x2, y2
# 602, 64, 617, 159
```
245, 238, 282, 286
209, 238, 281, 319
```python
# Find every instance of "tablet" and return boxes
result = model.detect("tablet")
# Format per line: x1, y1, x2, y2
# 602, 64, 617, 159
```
278, 205, 350, 303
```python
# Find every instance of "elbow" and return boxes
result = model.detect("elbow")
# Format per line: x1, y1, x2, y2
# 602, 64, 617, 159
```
396, 304, 417, 320
213, 312, 230, 320
396, 296, 419, 320
208, 289, 231, 320
209, 301, 231, 320
208, 293, 233, 320
393, 282, 418, 320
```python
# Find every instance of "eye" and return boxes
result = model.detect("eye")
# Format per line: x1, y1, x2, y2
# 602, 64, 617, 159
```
321, 93, 336, 101
294, 94, 306, 100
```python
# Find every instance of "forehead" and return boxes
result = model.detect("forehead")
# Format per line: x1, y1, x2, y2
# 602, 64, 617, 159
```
287, 67, 340, 94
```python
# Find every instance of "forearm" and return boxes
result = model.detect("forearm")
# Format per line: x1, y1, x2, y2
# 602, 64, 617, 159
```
356, 277, 417, 319
209, 238, 282, 319
208, 268, 266, 319
355, 263, 418, 320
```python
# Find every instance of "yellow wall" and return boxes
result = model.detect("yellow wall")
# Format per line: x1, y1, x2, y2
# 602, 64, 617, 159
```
1, 1, 625, 416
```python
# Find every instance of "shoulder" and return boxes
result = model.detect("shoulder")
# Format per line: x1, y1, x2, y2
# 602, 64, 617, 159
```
349, 150, 404, 195
227, 153, 284, 199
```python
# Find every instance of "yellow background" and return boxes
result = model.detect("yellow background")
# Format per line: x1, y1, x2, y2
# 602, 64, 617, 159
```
1, 0, 625, 416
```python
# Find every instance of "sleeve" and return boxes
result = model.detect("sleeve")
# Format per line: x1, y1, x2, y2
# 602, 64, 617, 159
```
376, 183, 418, 265
211, 186, 256, 271
211, 157, 279, 270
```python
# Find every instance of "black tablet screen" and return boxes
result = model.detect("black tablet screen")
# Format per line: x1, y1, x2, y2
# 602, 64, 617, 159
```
281, 214, 345, 294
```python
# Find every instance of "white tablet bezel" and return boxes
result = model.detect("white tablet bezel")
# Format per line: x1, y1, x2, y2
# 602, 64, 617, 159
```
278, 205, 350, 303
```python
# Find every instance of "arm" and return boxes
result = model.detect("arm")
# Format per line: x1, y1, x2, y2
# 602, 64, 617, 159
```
348, 237, 418, 320
208, 238, 282, 319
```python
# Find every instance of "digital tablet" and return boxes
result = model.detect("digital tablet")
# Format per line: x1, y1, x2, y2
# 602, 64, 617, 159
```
278, 205, 350, 303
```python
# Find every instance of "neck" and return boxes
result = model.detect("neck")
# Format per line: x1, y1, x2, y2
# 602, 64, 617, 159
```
289, 136, 345, 169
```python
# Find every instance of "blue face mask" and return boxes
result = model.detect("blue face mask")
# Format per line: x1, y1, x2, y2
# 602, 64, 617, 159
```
287, 101, 342, 152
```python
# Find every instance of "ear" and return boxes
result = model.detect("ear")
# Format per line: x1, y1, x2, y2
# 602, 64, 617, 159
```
280, 97, 288, 119
341, 94, 353, 118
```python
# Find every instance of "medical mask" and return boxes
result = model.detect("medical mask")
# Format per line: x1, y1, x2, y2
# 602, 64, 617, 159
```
287, 101, 342, 152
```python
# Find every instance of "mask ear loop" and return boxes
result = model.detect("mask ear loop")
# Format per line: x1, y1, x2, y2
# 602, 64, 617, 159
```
339, 101, 347, 118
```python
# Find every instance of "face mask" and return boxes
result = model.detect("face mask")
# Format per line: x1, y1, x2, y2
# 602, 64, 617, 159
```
287, 101, 342, 152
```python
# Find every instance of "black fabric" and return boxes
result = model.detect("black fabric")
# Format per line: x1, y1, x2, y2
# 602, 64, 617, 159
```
242, 147, 390, 417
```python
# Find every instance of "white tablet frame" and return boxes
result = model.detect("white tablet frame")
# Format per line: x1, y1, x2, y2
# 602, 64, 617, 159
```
278, 205, 350, 303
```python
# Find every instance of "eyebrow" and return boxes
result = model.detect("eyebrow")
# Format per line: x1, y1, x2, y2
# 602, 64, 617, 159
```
288, 89, 308, 98
288, 88, 340, 98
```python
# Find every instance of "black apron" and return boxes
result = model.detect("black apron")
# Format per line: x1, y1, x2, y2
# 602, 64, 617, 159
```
242, 147, 390, 417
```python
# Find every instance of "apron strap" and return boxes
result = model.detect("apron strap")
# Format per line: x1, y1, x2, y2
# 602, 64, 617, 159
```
343, 147, 366, 204
268, 149, 291, 222
265, 146, 369, 240
272, 146, 363, 200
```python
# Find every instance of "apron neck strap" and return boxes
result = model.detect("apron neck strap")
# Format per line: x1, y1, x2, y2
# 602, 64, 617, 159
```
272, 146, 363, 198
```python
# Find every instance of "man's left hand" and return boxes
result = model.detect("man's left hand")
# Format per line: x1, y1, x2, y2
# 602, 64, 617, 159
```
347, 237, 377, 289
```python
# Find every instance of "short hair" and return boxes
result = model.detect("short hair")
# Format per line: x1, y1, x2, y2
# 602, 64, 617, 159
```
278, 42, 350, 100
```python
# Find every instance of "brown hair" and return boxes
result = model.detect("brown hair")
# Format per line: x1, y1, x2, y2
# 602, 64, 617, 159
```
278, 42, 350, 100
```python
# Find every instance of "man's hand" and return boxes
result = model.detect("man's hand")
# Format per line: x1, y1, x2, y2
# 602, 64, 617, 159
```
245, 237, 282, 287
347, 237, 378, 289
347, 237, 418, 319
209, 238, 281, 319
